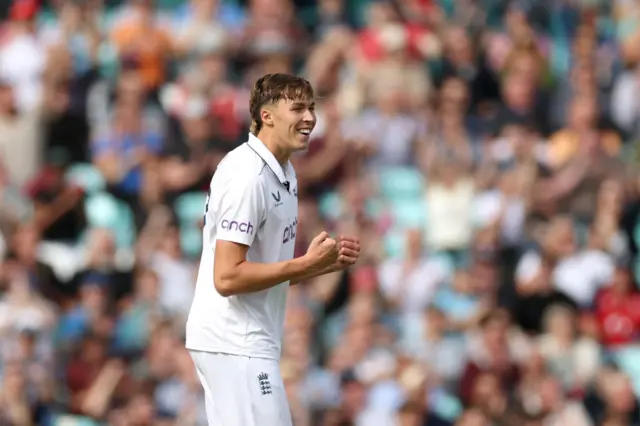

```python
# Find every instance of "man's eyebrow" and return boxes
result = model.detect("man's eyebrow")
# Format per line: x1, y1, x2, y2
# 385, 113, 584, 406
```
290, 101, 315, 108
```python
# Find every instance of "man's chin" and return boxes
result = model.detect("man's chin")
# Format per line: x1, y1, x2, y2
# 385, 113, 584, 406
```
292, 137, 311, 150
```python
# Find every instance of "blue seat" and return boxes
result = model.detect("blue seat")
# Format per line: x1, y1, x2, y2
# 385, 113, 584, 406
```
65, 163, 106, 194
84, 192, 135, 248
379, 167, 425, 200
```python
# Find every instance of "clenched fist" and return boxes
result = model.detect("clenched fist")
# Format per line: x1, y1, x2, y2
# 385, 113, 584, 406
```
304, 231, 339, 271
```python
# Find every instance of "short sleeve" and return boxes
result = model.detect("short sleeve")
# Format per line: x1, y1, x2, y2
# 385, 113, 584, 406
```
377, 261, 401, 300
516, 251, 541, 283
211, 175, 265, 247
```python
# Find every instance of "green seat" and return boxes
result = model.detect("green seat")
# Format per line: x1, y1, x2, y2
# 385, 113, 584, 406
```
97, 41, 120, 83
180, 226, 203, 259
383, 230, 406, 259
174, 192, 208, 226
174, 192, 207, 259
84, 192, 135, 248
365, 198, 384, 220
389, 198, 427, 228
614, 346, 640, 396
432, 251, 456, 272
318, 191, 384, 220
53, 414, 101, 426
318, 191, 385, 221
65, 163, 106, 194
379, 167, 425, 200
318, 191, 342, 221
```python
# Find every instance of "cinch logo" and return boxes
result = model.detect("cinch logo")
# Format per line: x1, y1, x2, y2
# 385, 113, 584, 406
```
221, 220, 254, 234
282, 218, 298, 244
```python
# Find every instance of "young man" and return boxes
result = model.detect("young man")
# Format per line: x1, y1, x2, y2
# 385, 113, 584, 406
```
186, 73, 360, 425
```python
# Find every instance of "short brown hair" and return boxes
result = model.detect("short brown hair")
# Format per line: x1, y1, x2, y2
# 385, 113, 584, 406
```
249, 73, 314, 135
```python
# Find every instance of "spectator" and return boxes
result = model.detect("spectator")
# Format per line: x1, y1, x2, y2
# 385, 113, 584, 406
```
378, 229, 452, 314
92, 70, 163, 211
0, 0, 45, 112
110, 0, 173, 92
1, 0, 640, 424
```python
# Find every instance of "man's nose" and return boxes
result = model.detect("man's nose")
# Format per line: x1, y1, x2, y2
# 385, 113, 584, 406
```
302, 108, 316, 123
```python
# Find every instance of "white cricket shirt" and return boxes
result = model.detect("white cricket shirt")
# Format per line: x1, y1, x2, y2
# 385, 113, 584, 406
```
185, 134, 298, 360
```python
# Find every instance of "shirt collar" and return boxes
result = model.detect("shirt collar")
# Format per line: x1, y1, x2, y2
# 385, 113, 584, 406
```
247, 133, 290, 187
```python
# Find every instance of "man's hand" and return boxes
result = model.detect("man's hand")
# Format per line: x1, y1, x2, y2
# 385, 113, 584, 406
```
333, 235, 360, 271
291, 234, 360, 285
304, 231, 339, 271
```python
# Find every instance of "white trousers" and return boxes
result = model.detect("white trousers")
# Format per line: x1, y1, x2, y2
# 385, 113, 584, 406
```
189, 350, 293, 426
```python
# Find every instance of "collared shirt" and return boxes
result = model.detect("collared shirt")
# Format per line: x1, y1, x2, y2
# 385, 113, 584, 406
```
186, 133, 298, 360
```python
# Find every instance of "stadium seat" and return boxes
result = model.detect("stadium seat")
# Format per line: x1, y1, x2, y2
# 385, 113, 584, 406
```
366, 198, 384, 220
180, 226, 203, 259
389, 198, 427, 229
174, 192, 208, 227
52, 415, 101, 426
383, 230, 406, 259
174, 192, 207, 259
378, 167, 425, 200
65, 163, 106, 194
613, 346, 640, 396
84, 192, 136, 248
318, 191, 342, 221
317, 191, 385, 222
430, 390, 463, 421
433, 251, 456, 271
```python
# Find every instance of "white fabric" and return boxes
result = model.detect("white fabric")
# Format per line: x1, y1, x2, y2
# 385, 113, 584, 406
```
151, 252, 195, 317
186, 134, 298, 360
0, 34, 45, 112
425, 179, 475, 250
516, 250, 615, 307
472, 190, 526, 244
377, 256, 451, 313
610, 68, 640, 135
190, 351, 292, 426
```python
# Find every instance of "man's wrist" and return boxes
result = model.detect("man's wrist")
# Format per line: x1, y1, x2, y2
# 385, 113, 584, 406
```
290, 255, 321, 279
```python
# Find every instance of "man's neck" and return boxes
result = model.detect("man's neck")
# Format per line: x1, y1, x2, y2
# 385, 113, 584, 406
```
255, 130, 290, 165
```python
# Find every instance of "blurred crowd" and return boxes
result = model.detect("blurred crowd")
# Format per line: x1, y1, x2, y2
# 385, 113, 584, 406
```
2, 0, 640, 425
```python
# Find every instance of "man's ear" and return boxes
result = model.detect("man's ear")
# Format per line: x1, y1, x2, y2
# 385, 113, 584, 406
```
261, 106, 274, 128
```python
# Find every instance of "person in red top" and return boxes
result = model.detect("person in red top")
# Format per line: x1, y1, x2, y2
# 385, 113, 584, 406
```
356, 2, 433, 64
595, 266, 640, 347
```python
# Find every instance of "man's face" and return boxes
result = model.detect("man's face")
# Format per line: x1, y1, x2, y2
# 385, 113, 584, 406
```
271, 98, 316, 152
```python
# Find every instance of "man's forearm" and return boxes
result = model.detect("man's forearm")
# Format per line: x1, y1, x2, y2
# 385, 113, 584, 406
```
290, 264, 340, 285
215, 256, 322, 296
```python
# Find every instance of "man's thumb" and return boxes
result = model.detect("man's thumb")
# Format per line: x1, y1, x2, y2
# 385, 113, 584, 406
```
312, 231, 329, 244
